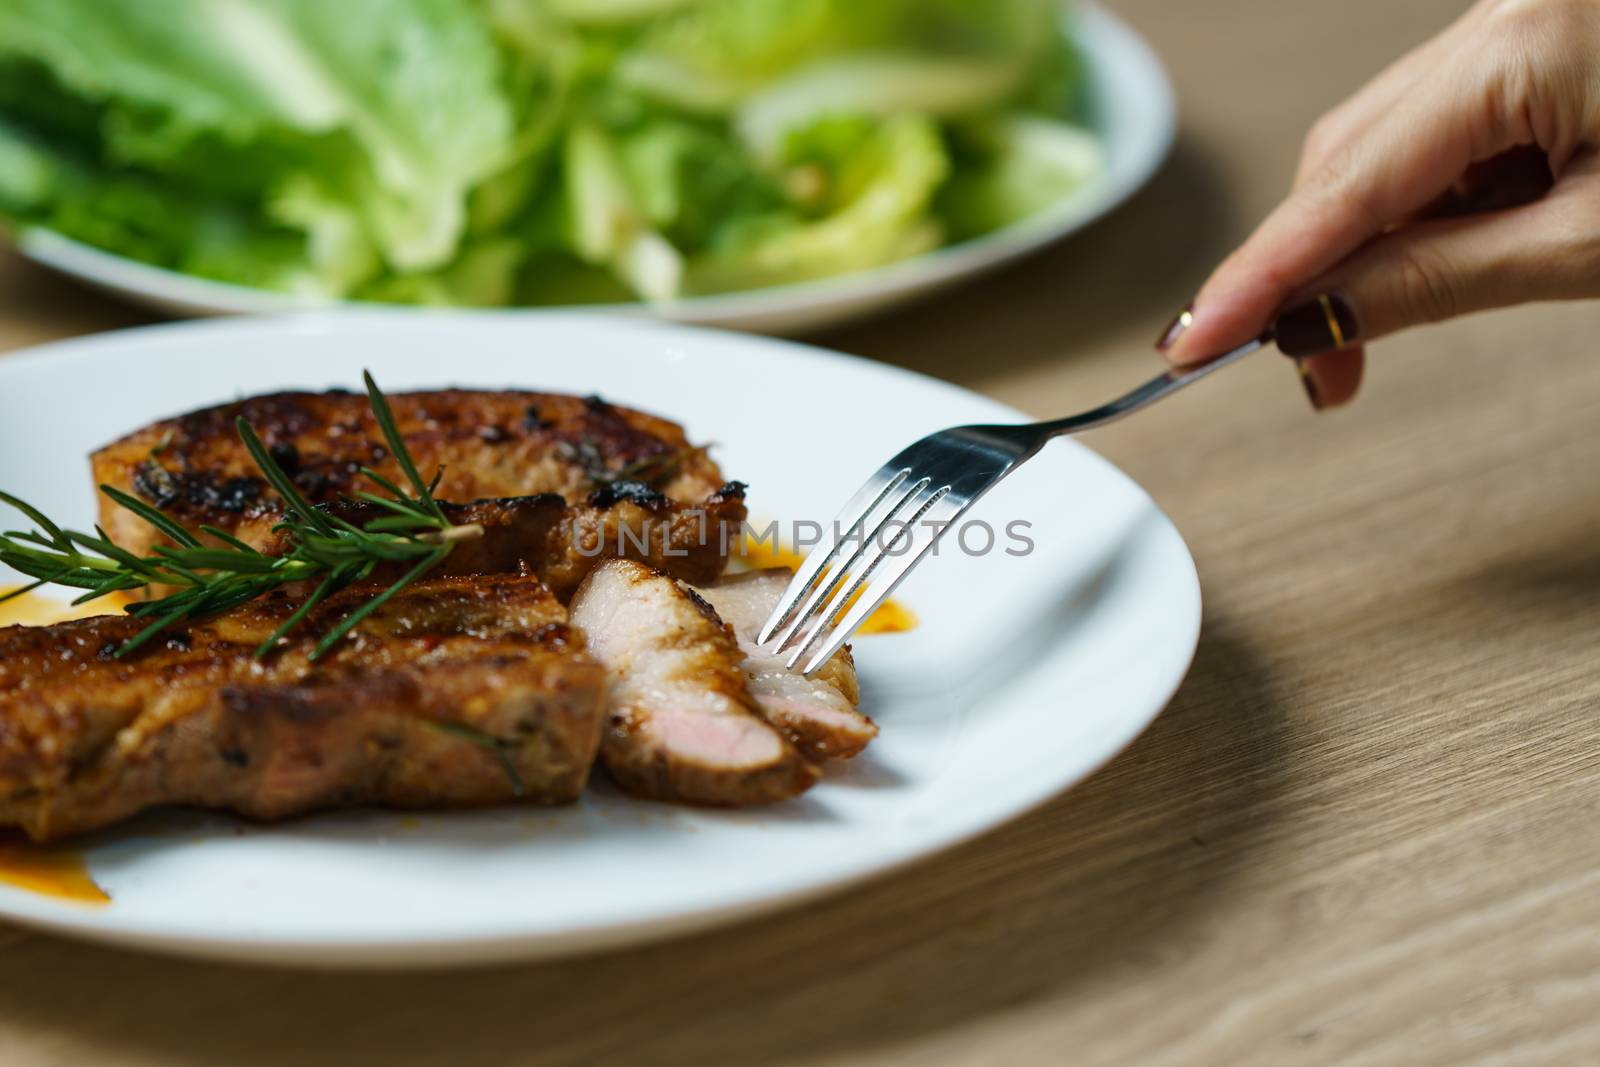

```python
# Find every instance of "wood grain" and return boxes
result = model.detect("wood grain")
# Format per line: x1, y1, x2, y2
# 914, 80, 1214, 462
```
1, 1, 1598, 1063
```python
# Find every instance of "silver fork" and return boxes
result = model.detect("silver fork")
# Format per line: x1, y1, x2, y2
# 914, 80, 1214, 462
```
758, 333, 1274, 675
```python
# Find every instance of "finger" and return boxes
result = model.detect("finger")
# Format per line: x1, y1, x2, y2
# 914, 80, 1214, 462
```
1162, 59, 1502, 368
1295, 40, 1443, 188
1428, 144, 1556, 218
1282, 149, 1600, 409
1271, 161, 1600, 359
1294, 3, 1489, 186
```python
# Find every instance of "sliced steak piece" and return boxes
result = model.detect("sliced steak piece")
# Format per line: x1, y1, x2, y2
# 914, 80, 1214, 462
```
568, 560, 818, 806
694, 569, 876, 762
92, 387, 733, 565
0, 575, 607, 842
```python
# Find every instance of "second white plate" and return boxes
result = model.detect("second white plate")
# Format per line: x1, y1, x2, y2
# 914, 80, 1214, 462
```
12, 3, 1174, 334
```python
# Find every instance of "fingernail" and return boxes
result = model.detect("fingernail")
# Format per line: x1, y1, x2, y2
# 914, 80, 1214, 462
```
1294, 359, 1323, 411
1156, 304, 1194, 352
1274, 293, 1359, 357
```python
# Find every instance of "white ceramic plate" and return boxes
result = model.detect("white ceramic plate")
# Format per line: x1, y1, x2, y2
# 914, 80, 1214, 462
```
0, 314, 1200, 968
11, 3, 1174, 335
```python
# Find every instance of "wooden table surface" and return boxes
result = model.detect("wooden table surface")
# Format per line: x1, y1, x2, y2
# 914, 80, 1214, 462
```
2, 1, 1597, 1064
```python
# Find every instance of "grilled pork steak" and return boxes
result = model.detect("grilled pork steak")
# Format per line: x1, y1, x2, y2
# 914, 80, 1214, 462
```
569, 560, 819, 806
694, 570, 874, 761
92, 389, 740, 582
0, 575, 607, 841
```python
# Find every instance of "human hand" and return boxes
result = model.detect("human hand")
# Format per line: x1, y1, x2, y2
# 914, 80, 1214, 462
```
1157, 0, 1600, 408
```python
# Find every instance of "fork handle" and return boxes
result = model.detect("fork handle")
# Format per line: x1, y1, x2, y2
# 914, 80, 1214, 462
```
1038, 331, 1275, 438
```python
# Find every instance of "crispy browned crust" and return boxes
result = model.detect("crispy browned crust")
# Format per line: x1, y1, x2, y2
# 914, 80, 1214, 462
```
542, 484, 747, 598
0, 575, 608, 841
91, 388, 732, 564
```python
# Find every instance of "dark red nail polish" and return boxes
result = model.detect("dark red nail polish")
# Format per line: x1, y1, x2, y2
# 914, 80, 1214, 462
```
1156, 304, 1194, 351
1275, 293, 1358, 357
1295, 359, 1323, 411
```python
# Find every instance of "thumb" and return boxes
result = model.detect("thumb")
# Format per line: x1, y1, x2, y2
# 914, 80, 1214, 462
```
1272, 169, 1600, 361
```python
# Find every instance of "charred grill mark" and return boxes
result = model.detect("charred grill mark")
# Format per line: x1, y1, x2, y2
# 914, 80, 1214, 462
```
268, 443, 301, 473
587, 481, 671, 510
171, 394, 322, 448
134, 463, 267, 516
680, 584, 726, 628
292, 468, 333, 499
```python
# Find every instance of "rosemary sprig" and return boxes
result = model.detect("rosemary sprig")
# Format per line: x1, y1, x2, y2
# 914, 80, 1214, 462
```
0, 372, 481, 660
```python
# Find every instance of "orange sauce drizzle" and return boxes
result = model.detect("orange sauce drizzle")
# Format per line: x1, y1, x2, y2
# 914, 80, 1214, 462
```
0, 836, 109, 906
736, 535, 918, 636
0, 587, 132, 627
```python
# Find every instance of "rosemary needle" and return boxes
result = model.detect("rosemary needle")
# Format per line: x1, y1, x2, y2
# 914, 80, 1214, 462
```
0, 373, 482, 660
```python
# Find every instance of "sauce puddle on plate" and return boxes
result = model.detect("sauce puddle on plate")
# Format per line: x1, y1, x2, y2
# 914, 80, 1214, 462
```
736, 534, 918, 636
0, 589, 122, 904
0, 835, 109, 905
0, 587, 132, 627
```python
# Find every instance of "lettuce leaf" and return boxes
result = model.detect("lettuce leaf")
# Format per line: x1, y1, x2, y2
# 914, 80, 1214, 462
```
688, 114, 948, 293
939, 116, 1105, 240
619, 0, 1061, 109
563, 120, 684, 302
616, 118, 783, 252
0, 117, 324, 294
0, 0, 515, 277
736, 53, 1028, 161
257, 0, 517, 270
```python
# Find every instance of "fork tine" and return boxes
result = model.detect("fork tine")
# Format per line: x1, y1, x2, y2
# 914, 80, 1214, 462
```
795, 493, 971, 675
778, 482, 950, 667
783, 484, 956, 671
762, 468, 923, 651
756, 467, 911, 645
768, 472, 933, 654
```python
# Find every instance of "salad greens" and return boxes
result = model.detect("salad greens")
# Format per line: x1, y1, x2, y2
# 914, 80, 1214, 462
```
0, 0, 1102, 307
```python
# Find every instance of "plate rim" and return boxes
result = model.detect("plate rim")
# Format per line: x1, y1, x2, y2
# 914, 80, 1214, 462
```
9, 1, 1176, 331
0, 313, 1202, 967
